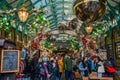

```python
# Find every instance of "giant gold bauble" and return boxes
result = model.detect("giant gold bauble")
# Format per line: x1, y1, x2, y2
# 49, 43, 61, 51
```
74, 0, 106, 23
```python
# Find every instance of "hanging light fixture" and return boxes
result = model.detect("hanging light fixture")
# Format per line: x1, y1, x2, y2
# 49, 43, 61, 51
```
73, 0, 106, 23
18, 4, 29, 22
112, 19, 115, 24
85, 26, 93, 34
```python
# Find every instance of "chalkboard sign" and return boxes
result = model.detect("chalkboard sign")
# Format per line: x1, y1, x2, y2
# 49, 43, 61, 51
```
0, 50, 20, 73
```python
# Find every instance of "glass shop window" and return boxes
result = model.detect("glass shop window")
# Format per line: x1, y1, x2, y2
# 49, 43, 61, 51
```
0, 30, 1, 38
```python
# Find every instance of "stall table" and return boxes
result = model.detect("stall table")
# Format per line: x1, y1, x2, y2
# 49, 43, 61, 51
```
89, 72, 113, 80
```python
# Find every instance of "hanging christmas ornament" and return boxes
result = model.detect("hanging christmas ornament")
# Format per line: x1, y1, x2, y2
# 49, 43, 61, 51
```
38, 35, 42, 41
74, 0, 106, 23
32, 40, 37, 50
82, 36, 87, 44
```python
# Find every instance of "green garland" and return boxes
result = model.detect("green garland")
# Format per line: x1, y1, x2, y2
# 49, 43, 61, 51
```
41, 36, 80, 51
91, 25, 108, 39
0, 15, 12, 37
27, 13, 50, 39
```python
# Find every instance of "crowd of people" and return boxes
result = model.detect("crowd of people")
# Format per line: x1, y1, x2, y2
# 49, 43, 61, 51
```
20, 52, 115, 80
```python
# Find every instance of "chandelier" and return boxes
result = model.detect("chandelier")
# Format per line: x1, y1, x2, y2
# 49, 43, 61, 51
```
85, 26, 93, 34
18, 4, 29, 22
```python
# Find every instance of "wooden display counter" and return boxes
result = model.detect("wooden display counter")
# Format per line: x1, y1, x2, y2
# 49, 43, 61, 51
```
89, 72, 113, 80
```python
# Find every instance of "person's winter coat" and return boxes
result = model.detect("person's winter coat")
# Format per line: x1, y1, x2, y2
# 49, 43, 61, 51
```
79, 62, 85, 76
49, 62, 60, 80
110, 58, 115, 67
31, 57, 39, 80
36, 62, 47, 80
88, 58, 95, 72
64, 57, 73, 71
58, 60, 64, 73
97, 62, 105, 73
78, 61, 89, 76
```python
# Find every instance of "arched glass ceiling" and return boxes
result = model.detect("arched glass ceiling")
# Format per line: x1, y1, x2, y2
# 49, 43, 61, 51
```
5, 0, 120, 31
31, 0, 75, 30
30, 0, 120, 31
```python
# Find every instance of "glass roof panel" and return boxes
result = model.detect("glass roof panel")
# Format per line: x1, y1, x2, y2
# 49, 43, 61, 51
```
31, 0, 75, 30
48, 16, 54, 20
41, 0, 46, 6
31, 0, 42, 10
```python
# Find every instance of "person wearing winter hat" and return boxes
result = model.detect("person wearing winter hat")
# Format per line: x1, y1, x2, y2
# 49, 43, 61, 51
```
91, 55, 97, 60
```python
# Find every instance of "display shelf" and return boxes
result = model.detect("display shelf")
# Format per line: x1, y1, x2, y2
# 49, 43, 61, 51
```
113, 27, 120, 67
115, 42, 120, 59
105, 32, 113, 59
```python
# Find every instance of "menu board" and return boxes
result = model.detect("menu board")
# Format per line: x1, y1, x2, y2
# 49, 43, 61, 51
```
115, 43, 120, 59
0, 50, 20, 73
107, 44, 113, 58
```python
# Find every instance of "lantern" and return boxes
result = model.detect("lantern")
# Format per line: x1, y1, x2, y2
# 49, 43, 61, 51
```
112, 19, 115, 24
85, 26, 93, 34
18, 4, 29, 22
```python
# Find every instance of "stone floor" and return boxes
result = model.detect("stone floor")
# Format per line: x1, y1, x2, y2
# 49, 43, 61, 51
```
61, 72, 66, 80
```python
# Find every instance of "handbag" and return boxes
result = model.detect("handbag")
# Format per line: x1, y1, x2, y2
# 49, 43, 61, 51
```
40, 72, 46, 76
39, 68, 46, 76
74, 71, 81, 78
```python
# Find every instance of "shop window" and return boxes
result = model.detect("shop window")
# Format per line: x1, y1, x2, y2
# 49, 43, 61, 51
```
8, 32, 11, 40
0, 30, 1, 36
115, 43, 120, 59
17, 32, 22, 41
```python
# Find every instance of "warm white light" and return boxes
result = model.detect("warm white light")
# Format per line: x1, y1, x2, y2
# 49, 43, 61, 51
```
112, 19, 115, 24
85, 26, 93, 34
18, 4, 29, 22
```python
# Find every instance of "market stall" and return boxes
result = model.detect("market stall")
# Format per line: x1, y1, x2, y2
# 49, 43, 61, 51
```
105, 32, 113, 59
113, 27, 120, 68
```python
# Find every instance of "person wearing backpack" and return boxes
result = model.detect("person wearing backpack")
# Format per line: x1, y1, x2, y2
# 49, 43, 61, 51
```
64, 54, 74, 80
